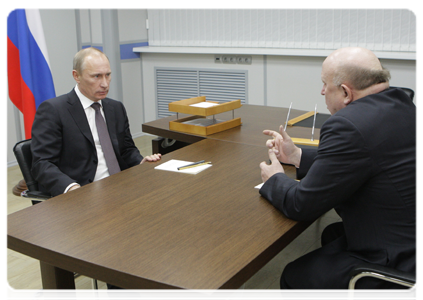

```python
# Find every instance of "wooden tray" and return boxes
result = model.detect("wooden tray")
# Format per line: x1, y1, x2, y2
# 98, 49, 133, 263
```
169, 116, 242, 136
168, 96, 241, 116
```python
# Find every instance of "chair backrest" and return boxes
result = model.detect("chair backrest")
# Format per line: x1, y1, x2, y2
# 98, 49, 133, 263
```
389, 86, 414, 101
13, 139, 39, 192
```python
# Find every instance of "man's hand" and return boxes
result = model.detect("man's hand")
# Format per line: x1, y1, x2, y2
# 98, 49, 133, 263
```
140, 153, 162, 164
260, 149, 284, 183
68, 184, 81, 192
263, 125, 302, 168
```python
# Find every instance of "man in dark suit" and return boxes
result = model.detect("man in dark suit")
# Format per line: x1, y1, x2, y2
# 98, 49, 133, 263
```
31, 47, 161, 197
259, 47, 415, 289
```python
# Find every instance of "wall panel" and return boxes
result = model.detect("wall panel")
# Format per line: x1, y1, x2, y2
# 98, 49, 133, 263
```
148, 9, 416, 53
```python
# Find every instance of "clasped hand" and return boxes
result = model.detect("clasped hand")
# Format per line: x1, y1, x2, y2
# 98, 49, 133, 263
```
141, 153, 162, 164
260, 125, 301, 183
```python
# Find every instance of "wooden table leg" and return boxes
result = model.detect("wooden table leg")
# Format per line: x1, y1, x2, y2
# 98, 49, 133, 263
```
40, 261, 75, 289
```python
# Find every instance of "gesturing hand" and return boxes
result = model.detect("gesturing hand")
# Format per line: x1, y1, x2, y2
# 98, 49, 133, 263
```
263, 125, 302, 168
260, 149, 284, 183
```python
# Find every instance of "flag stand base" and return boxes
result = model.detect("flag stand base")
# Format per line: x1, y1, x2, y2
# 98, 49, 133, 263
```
12, 179, 27, 196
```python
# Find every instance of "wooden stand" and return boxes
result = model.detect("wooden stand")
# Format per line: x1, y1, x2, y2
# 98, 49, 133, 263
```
168, 96, 242, 136
291, 138, 319, 146
288, 111, 320, 146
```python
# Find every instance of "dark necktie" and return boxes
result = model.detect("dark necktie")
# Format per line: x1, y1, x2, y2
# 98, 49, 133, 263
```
91, 102, 121, 175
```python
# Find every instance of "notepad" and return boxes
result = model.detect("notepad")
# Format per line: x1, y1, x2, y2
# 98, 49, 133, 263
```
154, 159, 212, 174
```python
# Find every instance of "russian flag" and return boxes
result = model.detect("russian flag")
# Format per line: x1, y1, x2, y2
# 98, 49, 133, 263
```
7, 9, 55, 139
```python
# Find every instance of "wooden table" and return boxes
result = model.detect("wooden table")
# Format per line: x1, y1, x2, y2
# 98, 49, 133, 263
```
142, 104, 320, 153
142, 104, 323, 153
8, 139, 311, 289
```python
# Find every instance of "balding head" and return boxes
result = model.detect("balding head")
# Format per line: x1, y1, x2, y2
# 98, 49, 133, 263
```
73, 47, 109, 75
323, 47, 390, 90
321, 47, 390, 115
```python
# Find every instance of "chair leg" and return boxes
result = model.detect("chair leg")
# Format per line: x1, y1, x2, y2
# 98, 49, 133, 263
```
92, 279, 99, 300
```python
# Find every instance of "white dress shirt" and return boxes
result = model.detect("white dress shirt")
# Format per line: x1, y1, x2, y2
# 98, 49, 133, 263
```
64, 85, 111, 193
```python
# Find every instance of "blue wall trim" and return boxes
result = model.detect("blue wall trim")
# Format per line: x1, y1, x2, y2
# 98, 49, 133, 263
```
81, 42, 148, 60
120, 42, 148, 60
82, 45, 103, 52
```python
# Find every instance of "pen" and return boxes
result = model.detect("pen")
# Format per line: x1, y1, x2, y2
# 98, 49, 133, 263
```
284, 102, 292, 131
311, 104, 317, 141
177, 160, 205, 170
178, 161, 211, 170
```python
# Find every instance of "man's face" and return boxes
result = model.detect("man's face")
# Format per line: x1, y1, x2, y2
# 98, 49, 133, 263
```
73, 54, 111, 101
320, 62, 346, 115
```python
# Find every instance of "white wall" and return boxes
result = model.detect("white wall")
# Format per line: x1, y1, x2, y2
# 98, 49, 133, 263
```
121, 60, 144, 136
41, 9, 79, 95
118, 9, 148, 137
118, 9, 148, 42
266, 56, 326, 111
141, 53, 265, 122
140, 53, 416, 122
6, 9, 417, 166
381, 59, 417, 93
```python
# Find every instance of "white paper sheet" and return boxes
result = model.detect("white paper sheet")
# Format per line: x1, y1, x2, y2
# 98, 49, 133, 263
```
154, 159, 212, 175
189, 102, 219, 108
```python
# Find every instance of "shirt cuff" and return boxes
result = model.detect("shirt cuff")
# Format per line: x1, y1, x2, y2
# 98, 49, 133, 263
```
64, 182, 80, 193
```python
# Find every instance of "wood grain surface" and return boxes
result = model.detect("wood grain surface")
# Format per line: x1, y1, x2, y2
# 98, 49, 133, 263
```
142, 104, 322, 147
8, 139, 310, 289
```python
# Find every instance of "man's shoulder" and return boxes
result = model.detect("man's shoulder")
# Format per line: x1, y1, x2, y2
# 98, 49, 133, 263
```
42, 89, 77, 107
102, 97, 123, 105
102, 97, 126, 111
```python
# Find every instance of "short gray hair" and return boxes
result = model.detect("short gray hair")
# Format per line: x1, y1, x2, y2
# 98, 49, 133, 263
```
333, 65, 391, 90
73, 47, 108, 74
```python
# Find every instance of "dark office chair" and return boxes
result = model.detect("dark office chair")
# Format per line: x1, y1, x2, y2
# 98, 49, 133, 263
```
13, 139, 99, 300
348, 262, 415, 289
349, 86, 416, 289
389, 86, 414, 101
13, 139, 51, 204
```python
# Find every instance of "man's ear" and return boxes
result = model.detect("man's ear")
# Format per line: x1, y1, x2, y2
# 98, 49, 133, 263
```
341, 84, 354, 105
72, 70, 80, 83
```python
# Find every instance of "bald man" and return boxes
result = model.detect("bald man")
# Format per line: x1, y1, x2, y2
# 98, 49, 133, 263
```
259, 47, 415, 289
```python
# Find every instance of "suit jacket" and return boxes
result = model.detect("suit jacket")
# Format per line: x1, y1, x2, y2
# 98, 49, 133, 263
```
31, 89, 143, 197
260, 88, 415, 274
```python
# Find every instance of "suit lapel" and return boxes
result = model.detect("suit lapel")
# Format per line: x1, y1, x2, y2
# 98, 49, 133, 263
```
66, 89, 95, 147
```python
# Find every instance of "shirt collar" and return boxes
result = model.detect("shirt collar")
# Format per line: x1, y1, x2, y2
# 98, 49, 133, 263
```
75, 85, 103, 110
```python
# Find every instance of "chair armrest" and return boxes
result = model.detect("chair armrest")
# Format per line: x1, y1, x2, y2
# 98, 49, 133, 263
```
347, 263, 420, 300
21, 190, 51, 201
351, 264, 420, 285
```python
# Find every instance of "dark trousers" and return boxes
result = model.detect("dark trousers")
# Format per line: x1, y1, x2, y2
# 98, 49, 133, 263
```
280, 222, 404, 289
107, 284, 141, 300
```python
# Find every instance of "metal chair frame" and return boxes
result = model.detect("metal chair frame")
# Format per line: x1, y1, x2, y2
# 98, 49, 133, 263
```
348, 261, 415, 289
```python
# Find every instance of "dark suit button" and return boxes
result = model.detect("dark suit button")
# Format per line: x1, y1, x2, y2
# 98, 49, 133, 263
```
89, 179, 93, 183
93, 159, 97, 164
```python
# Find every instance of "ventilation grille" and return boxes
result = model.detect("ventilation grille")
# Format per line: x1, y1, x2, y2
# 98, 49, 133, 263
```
156, 68, 247, 118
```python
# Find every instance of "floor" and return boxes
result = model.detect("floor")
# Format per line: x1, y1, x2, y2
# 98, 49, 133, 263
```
7, 134, 341, 290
